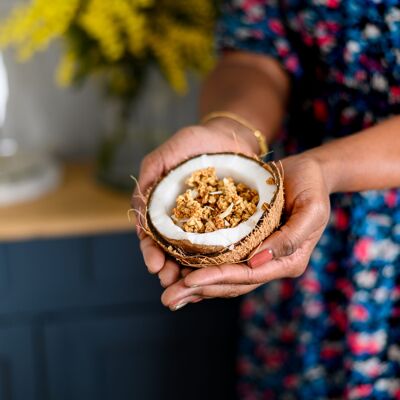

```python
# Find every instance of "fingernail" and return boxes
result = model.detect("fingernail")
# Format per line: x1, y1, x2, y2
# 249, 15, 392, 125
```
172, 302, 188, 311
190, 284, 200, 288
249, 249, 273, 268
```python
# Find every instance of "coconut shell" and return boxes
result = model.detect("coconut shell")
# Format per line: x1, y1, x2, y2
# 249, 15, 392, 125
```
144, 153, 284, 267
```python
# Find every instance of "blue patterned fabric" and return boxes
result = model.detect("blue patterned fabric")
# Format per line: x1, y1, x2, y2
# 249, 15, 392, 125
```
217, 1, 400, 399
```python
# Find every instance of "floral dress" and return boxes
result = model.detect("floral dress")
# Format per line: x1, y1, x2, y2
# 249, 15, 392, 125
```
217, 1, 400, 399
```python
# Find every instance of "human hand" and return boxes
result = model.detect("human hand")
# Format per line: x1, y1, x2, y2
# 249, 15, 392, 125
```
132, 119, 260, 292
160, 155, 331, 310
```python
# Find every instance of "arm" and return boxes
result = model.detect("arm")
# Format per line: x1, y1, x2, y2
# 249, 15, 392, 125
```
200, 52, 400, 193
198, 51, 290, 154
201, 51, 400, 192
308, 116, 400, 193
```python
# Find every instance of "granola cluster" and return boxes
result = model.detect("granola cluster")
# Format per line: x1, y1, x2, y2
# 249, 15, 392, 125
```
171, 167, 259, 233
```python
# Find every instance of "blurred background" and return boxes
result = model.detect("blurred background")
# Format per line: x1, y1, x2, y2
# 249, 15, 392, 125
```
0, 1, 240, 399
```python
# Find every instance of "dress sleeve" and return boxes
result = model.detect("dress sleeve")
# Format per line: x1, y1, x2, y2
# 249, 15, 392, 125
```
216, 0, 303, 78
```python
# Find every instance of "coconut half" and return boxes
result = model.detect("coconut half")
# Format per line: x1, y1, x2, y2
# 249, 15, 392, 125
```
145, 153, 284, 267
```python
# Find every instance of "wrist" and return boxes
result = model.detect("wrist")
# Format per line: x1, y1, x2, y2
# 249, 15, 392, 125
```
201, 117, 261, 155
302, 147, 341, 194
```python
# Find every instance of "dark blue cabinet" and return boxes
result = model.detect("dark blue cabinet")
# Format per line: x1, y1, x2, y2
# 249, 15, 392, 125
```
0, 233, 239, 400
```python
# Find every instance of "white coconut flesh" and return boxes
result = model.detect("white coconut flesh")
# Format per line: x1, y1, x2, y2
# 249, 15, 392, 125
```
147, 153, 278, 253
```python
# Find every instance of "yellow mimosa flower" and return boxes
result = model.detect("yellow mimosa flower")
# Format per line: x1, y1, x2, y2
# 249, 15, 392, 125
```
0, 0, 216, 98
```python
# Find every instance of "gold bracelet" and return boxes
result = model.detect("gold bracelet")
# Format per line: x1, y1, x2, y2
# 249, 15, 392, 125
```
201, 111, 268, 156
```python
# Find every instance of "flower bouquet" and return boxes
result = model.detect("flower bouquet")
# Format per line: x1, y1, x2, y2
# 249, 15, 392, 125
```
0, 0, 217, 188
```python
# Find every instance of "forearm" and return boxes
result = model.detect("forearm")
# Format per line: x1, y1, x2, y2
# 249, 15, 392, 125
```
307, 116, 400, 193
199, 51, 290, 151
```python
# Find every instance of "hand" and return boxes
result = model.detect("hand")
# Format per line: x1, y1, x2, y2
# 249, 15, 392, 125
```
160, 155, 331, 310
132, 120, 259, 293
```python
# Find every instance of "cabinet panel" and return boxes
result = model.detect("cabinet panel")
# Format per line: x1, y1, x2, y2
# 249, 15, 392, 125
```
0, 246, 9, 295
0, 233, 161, 314
0, 327, 35, 400
0, 238, 88, 313
88, 233, 161, 304
45, 303, 238, 400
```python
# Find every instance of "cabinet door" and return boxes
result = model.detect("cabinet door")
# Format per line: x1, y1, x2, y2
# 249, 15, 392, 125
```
88, 232, 162, 304
0, 238, 89, 313
0, 233, 239, 399
0, 233, 161, 314
45, 303, 238, 400
0, 327, 35, 400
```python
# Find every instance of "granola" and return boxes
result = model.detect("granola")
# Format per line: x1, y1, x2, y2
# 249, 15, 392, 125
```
171, 167, 260, 233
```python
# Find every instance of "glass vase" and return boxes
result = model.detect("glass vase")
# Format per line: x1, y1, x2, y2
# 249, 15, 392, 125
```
96, 70, 200, 191
0, 51, 61, 206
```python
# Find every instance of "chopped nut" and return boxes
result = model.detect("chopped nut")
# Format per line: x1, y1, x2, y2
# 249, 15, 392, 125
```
267, 177, 275, 185
205, 220, 216, 232
208, 195, 217, 204
214, 216, 225, 229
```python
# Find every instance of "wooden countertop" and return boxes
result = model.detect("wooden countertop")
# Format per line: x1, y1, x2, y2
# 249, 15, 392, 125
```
0, 163, 135, 242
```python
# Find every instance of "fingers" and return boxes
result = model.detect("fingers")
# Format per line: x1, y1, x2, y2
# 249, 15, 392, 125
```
161, 278, 259, 310
185, 263, 258, 287
160, 233, 312, 309
157, 260, 195, 288
139, 236, 165, 274
249, 201, 329, 268
161, 279, 197, 308
161, 201, 322, 298
147, 195, 325, 302
193, 283, 260, 299
169, 295, 204, 311
181, 267, 194, 278
183, 246, 310, 287
159, 204, 322, 303
158, 259, 181, 287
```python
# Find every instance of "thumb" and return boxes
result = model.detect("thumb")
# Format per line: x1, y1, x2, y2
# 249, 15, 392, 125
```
248, 201, 328, 267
